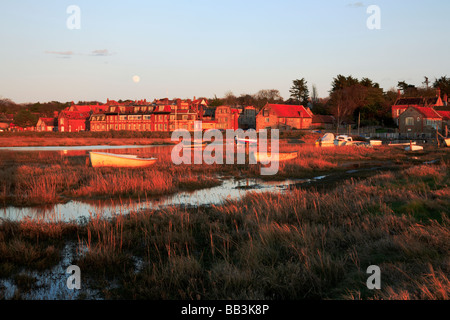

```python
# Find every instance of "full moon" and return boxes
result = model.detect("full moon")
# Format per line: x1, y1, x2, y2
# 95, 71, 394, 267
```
132, 75, 140, 83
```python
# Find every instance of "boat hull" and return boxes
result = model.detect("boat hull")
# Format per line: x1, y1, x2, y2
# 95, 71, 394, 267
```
405, 145, 424, 151
251, 151, 298, 162
444, 138, 450, 147
89, 152, 157, 168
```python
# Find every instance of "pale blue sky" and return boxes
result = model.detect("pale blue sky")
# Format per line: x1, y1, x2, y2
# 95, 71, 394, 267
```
0, 0, 449, 103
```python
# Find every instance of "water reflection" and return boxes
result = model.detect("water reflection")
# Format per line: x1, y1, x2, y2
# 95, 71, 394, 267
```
1, 178, 302, 223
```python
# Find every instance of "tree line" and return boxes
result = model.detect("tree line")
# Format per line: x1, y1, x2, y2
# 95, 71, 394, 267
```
211, 75, 450, 128
1, 75, 449, 128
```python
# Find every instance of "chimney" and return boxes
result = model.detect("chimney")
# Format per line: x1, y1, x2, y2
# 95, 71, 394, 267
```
397, 89, 401, 99
437, 88, 441, 98
444, 94, 448, 106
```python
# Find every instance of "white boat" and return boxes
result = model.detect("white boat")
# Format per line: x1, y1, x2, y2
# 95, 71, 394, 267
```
369, 140, 382, 146
334, 135, 354, 146
89, 152, 157, 168
251, 151, 298, 162
405, 145, 423, 151
316, 133, 335, 147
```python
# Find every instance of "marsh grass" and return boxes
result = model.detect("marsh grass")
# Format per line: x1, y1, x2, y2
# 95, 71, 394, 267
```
1, 144, 449, 300
64, 160, 450, 300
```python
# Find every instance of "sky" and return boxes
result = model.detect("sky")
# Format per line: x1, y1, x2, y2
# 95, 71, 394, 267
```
0, 0, 449, 104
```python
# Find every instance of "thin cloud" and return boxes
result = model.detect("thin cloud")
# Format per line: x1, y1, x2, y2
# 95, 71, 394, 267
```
347, 2, 365, 8
90, 49, 113, 57
45, 51, 74, 56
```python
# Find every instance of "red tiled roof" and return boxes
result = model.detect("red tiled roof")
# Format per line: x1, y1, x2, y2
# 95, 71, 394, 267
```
38, 118, 56, 126
413, 107, 441, 119
266, 104, 312, 118
59, 111, 91, 120
436, 110, 450, 120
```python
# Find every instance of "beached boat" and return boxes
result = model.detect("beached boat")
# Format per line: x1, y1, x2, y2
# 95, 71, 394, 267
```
251, 151, 298, 162
444, 138, 450, 147
334, 135, 354, 146
89, 152, 157, 168
369, 140, 382, 146
388, 141, 416, 146
316, 133, 335, 147
405, 145, 424, 151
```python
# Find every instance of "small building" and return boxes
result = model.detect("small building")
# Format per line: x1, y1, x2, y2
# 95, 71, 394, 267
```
392, 89, 445, 125
256, 103, 313, 131
36, 117, 57, 132
398, 106, 442, 133
58, 110, 91, 132
311, 114, 335, 130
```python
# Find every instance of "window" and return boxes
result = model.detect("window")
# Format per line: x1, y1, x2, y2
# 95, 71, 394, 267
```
405, 117, 414, 125
265, 118, 270, 123
263, 110, 269, 117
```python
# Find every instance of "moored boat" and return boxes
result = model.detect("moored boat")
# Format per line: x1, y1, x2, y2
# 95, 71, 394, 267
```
316, 133, 335, 147
405, 145, 424, 151
251, 151, 298, 162
89, 152, 157, 168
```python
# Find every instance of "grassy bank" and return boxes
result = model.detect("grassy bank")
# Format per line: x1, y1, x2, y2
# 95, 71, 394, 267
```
1, 142, 448, 207
0, 159, 449, 299
0, 130, 318, 147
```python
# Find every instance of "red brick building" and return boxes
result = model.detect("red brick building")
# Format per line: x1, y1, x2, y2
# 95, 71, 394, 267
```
256, 103, 313, 131
58, 110, 91, 132
392, 89, 444, 125
398, 106, 442, 133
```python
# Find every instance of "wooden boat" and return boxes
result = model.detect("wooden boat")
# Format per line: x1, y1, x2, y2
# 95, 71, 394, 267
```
389, 141, 416, 146
89, 152, 157, 168
405, 145, 423, 151
251, 151, 298, 163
